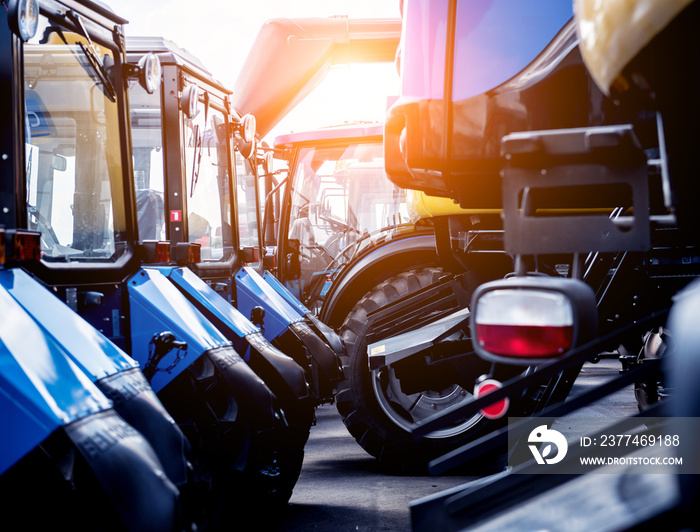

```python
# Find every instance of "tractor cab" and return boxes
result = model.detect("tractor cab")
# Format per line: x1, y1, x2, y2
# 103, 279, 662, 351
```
0, 1, 185, 529
272, 123, 412, 310
126, 35, 343, 408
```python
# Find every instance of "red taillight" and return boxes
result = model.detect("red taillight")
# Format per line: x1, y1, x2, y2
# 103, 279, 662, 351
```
474, 289, 574, 358
140, 240, 172, 264
476, 324, 573, 358
6, 229, 41, 261
188, 243, 201, 263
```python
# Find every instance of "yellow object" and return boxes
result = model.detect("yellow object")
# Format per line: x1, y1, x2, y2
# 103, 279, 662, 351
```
406, 189, 500, 222
574, 0, 692, 95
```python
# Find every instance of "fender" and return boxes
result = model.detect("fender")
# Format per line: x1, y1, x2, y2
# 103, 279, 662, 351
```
1, 268, 190, 486
205, 346, 277, 432
96, 368, 190, 487
236, 267, 341, 401
0, 284, 111, 475
320, 232, 439, 327
262, 270, 346, 356
163, 266, 310, 403
65, 409, 180, 532
127, 268, 235, 393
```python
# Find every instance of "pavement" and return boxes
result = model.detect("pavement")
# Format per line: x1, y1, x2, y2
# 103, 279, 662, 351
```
259, 358, 639, 531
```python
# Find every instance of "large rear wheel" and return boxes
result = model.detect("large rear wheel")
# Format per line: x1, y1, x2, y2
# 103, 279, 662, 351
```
336, 267, 503, 473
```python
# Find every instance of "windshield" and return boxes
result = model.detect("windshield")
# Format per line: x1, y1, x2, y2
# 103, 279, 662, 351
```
183, 101, 234, 261
129, 82, 166, 242
235, 150, 262, 266
24, 15, 128, 263
287, 142, 408, 301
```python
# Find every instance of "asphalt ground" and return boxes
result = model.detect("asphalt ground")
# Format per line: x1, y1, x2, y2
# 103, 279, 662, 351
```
259, 358, 638, 531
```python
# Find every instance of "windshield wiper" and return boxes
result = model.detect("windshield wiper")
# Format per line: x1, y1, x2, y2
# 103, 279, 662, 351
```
67, 10, 117, 102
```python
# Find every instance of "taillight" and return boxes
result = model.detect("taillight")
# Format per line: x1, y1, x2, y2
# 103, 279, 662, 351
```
475, 289, 574, 357
140, 240, 172, 264
470, 277, 597, 365
171, 242, 201, 264
4, 229, 41, 261
0, 228, 5, 264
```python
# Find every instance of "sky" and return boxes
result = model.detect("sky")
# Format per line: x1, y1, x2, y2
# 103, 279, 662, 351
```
110, 0, 403, 142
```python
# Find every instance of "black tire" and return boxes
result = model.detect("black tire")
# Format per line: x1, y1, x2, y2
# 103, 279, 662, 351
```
336, 267, 503, 473
159, 353, 311, 530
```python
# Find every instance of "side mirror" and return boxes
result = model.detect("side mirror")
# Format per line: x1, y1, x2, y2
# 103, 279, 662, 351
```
52, 154, 67, 172
285, 239, 301, 278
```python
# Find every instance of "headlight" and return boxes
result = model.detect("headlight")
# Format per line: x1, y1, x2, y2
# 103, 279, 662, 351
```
11, 0, 39, 42
241, 114, 256, 144
138, 53, 162, 94
180, 84, 200, 119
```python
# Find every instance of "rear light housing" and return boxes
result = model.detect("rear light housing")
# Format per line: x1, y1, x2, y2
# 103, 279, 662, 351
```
3, 229, 41, 262
171, 242, 201, 265
139, 240, 172, 264
471, 277, 597, 365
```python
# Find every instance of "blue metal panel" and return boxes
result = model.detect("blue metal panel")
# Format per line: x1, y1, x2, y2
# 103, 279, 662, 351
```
452, 0, 573, 100
235, 266, 303, 341
0, 269, 137, 380
164, 266, 259, 336
127, 268, 231, 392
0, 285, 111, 475
401, 0, 573, 101
262, 270, 309, 317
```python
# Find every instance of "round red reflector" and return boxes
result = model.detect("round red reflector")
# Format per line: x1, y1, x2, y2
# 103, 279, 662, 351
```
474, 379, 509, 419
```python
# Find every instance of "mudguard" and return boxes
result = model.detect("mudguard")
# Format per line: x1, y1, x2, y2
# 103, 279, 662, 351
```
0, 285, 110, 475
2, 268, 190, 486
205, 346, 277, 432
66, 409, 180, 532
237, 267, 342, 393
287, 320, 343, 387
164, 266, 310, 403
97, 369, 190, 486
263, 270, 346, 356
319, 232, 439, 327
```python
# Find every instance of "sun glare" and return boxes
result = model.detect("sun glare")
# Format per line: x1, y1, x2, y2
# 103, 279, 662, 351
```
267, 62, 400, 143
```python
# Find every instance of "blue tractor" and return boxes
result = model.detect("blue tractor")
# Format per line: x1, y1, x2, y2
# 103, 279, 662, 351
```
5, 1, 301, 528
0, 2, 185, 529
0, 228, 182, 532
125, 37, 344, 434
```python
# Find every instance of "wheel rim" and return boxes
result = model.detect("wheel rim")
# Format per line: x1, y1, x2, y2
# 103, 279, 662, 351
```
371, 365, 483, 439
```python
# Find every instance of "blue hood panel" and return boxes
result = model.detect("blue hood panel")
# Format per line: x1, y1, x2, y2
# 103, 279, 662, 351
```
235, 267, 303, 341
128, 268, 231, 392
0, 283, 111, 475
0, 269, 137, 380
262, 270, 309, 317
165, 267, 259, 337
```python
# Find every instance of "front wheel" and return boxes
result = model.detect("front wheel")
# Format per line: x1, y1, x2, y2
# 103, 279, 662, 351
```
336, 268, 503, 473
